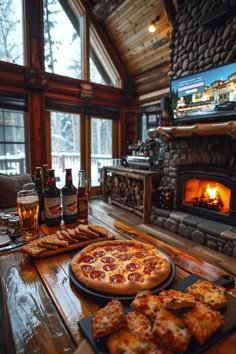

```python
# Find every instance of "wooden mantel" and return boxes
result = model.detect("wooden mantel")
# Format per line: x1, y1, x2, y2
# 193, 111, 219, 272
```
148, 121, 236, 142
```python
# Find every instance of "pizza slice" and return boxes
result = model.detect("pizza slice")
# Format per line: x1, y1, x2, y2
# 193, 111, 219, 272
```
183, 301, 224, 344
159, 289, 196, 310
91, 299, 126, 338
130, 290, 163, 323
88, 224, 108, 237
125, 311, 170, 353
125, 310, 155, 341
186, 279, 227, 309
78, 224, 100, 238
21, 240, 47, 256
152, 308, 191, 354
56, 230, 78, 244
107, 329, 146, 354
38, 234, 69, 248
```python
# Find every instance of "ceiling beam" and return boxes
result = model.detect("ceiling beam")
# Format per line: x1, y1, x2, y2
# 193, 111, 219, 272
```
92, 0, 125, 22
80, 0, 129, 81
162, 0, 176, 28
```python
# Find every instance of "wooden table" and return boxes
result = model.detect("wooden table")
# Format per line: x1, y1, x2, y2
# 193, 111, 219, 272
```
0, 206, 235, 354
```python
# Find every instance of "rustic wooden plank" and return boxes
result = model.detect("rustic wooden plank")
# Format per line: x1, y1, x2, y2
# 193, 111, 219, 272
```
34, 253, 100, 346
0, 251, 76, 354
105, 0, 147, 27
0, 276, 15, 354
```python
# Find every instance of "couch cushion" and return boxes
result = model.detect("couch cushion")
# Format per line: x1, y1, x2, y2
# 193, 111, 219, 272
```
0, 173, 33, 209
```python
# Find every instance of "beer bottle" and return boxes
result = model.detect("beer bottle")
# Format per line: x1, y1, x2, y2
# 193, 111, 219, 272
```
77, 170, 88, 224
44, 169, 61, 227
62, 168, 77, 224
34, 166, 45, 224
42, 164, 49, 190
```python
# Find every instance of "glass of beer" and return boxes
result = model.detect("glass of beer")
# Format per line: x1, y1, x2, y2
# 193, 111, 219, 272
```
17, 189, 39, 241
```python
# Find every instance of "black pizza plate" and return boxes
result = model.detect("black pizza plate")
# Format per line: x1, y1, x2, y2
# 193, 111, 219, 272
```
69, 252, 176, 305
78, 274, 236, 354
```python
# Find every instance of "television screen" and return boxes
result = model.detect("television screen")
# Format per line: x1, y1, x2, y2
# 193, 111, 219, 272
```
170, 62, 236, 125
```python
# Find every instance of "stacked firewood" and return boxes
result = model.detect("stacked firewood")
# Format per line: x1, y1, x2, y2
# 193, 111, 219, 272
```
105, 175, 144, 209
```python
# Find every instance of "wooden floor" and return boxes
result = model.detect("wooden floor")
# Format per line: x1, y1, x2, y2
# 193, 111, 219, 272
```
89, 197, 236, 276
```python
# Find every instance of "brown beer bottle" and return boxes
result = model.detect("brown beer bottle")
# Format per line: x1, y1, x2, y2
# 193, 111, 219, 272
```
44, 169, 61, 227
77, 170, 88, 224
62, 168, 77, 224
34, 167, 45, 225
42, 164, 49, 190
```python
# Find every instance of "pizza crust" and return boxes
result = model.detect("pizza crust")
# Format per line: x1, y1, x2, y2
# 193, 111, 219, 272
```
70, 239, 172, 295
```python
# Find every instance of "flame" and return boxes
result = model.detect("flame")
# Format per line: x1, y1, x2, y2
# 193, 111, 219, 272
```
206, 184, 218, 199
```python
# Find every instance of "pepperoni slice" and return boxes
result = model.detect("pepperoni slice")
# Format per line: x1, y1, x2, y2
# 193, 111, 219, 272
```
133, 251, 148, 258
101, 256, 115, 263
118, 253, 132, 261
80, 255, 96, 263
81, 264, 95, 273
143, 266, 156, 274
104, 246, 117, 251
126, 263, 140, 271
90, 271, 105, 279
103, 263, 117, 271
110, 274, 126, 283
116, 245, 129, 252
143, 257, 159, 266
93, 250, 106, 257
127, 272, 144, 282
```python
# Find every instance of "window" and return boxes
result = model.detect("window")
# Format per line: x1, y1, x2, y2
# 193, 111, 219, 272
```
91, 117, 112, 186
90, 25, 121, 87
50, 111, 81, 188
0, 0, 24, 65
44, 0, 83, 79
0, 109, 27, 174
0, 0, 121, 188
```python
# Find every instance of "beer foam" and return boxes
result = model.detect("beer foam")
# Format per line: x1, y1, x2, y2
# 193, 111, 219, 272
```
17, 195, 39, 204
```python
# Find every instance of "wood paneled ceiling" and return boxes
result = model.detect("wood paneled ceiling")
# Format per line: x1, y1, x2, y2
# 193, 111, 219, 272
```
84, 0, 178, 102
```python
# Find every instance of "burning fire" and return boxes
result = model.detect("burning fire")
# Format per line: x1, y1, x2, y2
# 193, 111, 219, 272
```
184, 178, 230, 214
205, 184, 219, 201
193, 182, 224, 211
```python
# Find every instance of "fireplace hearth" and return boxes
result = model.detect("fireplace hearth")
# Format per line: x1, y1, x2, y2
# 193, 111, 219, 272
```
176, 166, 236, 225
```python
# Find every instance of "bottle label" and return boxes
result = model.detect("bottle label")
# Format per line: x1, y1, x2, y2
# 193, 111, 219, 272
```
78, 198, 88, 218
63, 195, 77, 216
44, 197, 61, 219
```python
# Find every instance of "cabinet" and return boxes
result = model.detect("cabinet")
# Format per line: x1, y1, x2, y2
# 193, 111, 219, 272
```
102, 166, 160, 223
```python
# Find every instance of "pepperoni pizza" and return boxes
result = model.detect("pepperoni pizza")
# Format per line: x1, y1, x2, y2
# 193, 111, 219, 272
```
70, 239, 172, 295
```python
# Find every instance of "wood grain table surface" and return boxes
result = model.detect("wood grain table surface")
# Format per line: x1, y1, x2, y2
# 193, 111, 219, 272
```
0, 206, 235, 354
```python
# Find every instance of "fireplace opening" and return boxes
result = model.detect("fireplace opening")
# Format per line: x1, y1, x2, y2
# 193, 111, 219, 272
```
177, 166, 236, 225
183, 179, 230, 215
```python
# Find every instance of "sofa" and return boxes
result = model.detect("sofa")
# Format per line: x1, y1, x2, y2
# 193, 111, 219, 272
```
0, 173, 33, 212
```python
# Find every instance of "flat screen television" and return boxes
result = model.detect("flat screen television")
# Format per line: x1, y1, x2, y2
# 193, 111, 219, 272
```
170, 61, 236, 125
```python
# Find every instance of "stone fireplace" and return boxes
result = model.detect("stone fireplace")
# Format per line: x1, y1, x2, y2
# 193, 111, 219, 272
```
150, 135, 236, 258
156, 135, 236, 224
176, 165, 236, 225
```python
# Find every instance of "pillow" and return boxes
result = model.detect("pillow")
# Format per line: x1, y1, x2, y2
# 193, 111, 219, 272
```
0, 173, 33, 209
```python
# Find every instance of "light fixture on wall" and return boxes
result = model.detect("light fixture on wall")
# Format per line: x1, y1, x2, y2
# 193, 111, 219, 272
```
148, 16, 160, 33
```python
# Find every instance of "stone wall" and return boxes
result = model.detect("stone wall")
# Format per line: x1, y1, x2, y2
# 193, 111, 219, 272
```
169, 0, 236, 80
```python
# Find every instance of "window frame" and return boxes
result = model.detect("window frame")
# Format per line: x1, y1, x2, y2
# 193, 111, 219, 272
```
0, 0, 124, 187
